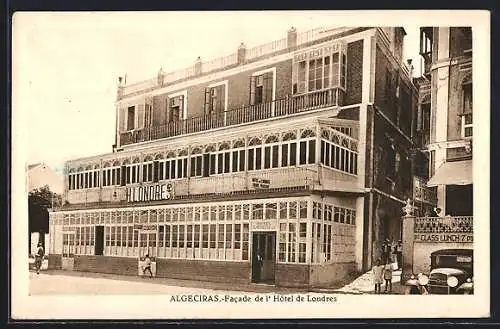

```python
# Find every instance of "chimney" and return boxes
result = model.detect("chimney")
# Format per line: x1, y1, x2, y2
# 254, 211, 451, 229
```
407, 59, 414, 77
117, 76, 125, 100
287, 27, 297, 48
194, 56, 202, 75
237, 43, 246, 64
157, 67, 165, 86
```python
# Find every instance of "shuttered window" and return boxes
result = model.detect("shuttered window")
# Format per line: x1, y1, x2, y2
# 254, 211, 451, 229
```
168, 95, 184, 122
204, 84, 225, 114
250, 71, 273, 105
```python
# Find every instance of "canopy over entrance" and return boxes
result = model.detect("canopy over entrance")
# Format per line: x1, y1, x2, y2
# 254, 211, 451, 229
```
427, 160, 472, 187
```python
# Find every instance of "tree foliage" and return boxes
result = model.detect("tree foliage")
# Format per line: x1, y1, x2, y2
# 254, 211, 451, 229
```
28, 185, 62, 234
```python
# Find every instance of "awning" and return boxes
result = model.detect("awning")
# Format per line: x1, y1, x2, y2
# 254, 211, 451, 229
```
427, 160, 472, 187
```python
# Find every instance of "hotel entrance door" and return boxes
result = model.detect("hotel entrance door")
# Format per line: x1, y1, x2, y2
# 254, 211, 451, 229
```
251, 232, 276, 284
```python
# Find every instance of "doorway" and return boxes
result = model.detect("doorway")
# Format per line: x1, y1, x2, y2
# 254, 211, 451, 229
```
251, 232, 276, 284
95, 226, 104, 255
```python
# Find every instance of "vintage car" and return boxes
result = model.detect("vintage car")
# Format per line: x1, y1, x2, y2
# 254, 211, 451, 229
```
427, 249, 473, 294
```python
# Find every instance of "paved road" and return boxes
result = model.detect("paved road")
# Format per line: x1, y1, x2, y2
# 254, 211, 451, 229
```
29, 270, 405, 295
29, 272, 242, 295
29, 272, 341, 296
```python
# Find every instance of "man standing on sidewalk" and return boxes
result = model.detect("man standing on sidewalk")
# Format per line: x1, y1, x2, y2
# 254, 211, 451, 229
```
34, 242, 44, 274
142, 254, 153, 278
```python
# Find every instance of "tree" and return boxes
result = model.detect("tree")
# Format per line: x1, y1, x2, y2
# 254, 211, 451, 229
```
28, 185, 62, 253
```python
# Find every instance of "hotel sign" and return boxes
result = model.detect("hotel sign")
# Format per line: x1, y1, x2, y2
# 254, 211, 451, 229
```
133, 224, 157, 232
126, 183, 174, 203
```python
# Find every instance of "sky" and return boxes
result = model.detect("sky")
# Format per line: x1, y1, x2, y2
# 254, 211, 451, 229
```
13, 11, 425, 174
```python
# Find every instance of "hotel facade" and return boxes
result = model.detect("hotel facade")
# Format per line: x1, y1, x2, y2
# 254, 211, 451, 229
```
48, 26, 431, 287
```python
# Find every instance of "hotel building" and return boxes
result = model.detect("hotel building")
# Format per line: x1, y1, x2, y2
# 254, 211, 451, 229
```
48, 26, 428, 287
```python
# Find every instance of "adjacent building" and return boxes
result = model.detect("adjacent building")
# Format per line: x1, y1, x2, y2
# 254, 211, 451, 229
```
27, 162, 64, 195
48, 26, 427, 287
418, 27, 473, 215
401, 27, 473, 277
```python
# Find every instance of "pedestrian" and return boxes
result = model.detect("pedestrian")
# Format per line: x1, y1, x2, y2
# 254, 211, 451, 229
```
372, 259, 384, 294
435, 207, 444, 217
35, 242, 44, 275
396, 240, 403, 270
142, 254, 153, 278
384, 259, 393, 293
382, 239, 391, 263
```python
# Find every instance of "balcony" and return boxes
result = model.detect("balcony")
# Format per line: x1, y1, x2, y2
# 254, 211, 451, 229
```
120, 88, 344, 146
413, 176, 437, 206
64, 165, 359, 208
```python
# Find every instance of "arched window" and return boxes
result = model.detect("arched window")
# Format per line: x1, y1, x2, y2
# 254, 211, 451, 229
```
264, 135, 279, 169
265, 135, 279, 144
233, 140, 245, 149
205, 145, 216, 153
299, 129, 316, 165
283, 131, 297, 141
177, 149, 188, 178
190, 147, 203, 177
300, 129, 315, 138
216, 142, 231, 174
142, 156, 154, 183
248, 138, 263, 171
232, 140, 245, 173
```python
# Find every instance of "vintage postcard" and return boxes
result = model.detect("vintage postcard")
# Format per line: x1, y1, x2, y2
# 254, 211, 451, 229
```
11, 10, 490, 319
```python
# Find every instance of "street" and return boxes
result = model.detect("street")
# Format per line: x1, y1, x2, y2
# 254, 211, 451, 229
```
29, 270, 404, 295
29, 272, 240, 295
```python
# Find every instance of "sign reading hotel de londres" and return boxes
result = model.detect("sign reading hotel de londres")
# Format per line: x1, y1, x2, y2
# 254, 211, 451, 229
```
126, 183, 174, 203
250, 221, 278, 231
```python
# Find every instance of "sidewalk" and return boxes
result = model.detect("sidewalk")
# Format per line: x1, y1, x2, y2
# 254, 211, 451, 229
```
38, 270, 308, 294
36, 269, 407, 295
312, 270, 405, 295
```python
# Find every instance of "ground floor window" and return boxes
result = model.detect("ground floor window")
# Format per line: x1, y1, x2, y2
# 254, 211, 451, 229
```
51, 197, 358, 264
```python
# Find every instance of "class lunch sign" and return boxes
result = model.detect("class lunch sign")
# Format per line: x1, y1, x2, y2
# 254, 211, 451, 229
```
414, 233, 473, 243
126, 183, 174, 203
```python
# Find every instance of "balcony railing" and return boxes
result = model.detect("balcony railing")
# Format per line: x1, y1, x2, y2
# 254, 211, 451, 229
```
63, 166, 330, 207
120, 88, 344, 146
414, 216, 473, 234
121, 26, 355, 97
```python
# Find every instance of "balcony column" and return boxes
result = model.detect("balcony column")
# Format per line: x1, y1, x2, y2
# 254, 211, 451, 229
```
305, 198, 313, 265
244, 135, 249, 190
139, 154, 144, 184
186, 146, 192, 196
98, 159, 103, 202
315, 122, 322, 185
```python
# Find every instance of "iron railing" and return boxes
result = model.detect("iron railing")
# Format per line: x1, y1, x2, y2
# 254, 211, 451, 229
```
414, 216, 473, 234
120, 88, 344, 146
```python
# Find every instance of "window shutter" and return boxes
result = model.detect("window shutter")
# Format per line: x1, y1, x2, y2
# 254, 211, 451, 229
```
204, 88, 211, 114
119, 107, 126, 132
137, 104, 145, 128
263, 72, 273, 102
249, 76, 256, 105
179, 95, 185, 119
217, 85, 225, 112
